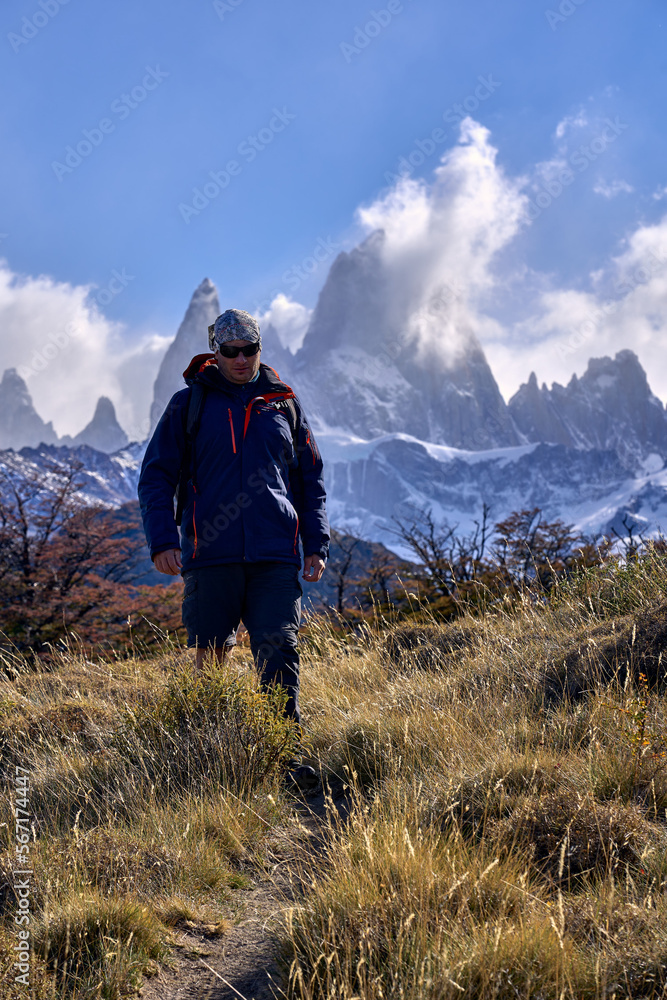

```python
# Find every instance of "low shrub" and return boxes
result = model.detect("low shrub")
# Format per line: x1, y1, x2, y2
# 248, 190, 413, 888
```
127, 659, 302, 795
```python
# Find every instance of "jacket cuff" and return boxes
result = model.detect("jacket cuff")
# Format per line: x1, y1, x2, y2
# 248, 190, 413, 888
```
304, 544, 329, 560
151, 543, 181, 561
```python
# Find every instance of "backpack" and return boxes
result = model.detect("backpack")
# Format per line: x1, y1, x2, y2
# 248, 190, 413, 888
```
174, 383, 300, 525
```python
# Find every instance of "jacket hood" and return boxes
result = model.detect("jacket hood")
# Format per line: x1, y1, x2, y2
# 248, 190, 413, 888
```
182, 355, 294, 396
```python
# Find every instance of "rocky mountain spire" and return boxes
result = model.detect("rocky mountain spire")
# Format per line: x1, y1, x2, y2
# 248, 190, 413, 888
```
259, 321, 295, 381
70, 397, 129, 453
0, 368, 58, 450
149, 278, 220, 432
292, 231, 519, 447
505, 371, 574, 447
508, 350, 667, 469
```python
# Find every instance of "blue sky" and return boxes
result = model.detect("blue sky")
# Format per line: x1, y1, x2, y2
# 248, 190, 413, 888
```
1, 0, 666, 436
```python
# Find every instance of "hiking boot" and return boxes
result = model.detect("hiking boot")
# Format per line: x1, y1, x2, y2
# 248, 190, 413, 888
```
285, 763, 319, 794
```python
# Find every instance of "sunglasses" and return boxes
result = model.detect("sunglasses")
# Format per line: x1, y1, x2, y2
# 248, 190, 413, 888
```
217, 342, 261, 359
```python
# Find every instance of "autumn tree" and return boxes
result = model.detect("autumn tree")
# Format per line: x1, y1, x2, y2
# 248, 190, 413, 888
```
389, 503, 491, 599
491, 507, 610, 589
357, 547, 408, 611
391, 503, 610, 613
611, 513, 647, 563
0, 458, 182, 654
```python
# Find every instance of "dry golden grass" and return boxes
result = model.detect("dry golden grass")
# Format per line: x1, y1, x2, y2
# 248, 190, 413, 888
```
283, 551, 667, 998
1, 548, 667, 997
0, 644, 301, 998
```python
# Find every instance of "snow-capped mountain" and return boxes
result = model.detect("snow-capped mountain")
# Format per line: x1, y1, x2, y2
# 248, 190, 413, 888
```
508, 350, 667, 471
4, 263, 667, 566
4, 424, 666, 564
0, 442, 144, 508
0, 281, 219, 457
0, 369, 131, 455
317, 430, 667, 553
290, 231, 519, 448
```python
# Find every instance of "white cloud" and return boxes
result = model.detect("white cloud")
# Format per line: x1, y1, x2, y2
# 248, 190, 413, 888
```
246, 114, 665, 408
593, 178, 634, 199
350, 116, 667, 405
258, 293, 312, 353
485, 216, 667, 401
653, 185, 667, 201
0, 262, 169, 439
112, 334, 172, 440
355, 118, 527, 365
534, 155, 570, 186
554, 109, 588, 141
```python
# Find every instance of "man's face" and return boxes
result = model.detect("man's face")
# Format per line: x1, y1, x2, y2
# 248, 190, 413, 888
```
214, 340, 261, 384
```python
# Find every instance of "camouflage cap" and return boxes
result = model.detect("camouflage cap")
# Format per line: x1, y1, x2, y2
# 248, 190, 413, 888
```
208, 309, 261, 351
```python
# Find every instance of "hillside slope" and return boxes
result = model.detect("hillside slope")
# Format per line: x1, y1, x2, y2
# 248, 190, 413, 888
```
0, 550, 666, 997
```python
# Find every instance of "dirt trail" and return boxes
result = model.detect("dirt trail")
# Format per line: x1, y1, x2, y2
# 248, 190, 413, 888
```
140, 779, 349, 1000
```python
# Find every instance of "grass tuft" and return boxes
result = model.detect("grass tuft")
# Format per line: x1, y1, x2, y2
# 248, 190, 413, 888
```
36, 893, 167, 999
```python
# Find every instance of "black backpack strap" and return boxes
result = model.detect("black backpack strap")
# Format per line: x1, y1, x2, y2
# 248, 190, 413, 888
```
284, 398, 300, 462
271, 397, 301, 466
175, 383, 207, 526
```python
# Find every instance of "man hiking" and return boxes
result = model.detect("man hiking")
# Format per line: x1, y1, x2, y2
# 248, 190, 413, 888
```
138, 308, 329, 792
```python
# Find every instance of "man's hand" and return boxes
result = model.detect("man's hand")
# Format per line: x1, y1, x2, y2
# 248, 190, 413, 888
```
302, 554, 326, 583
154, 548, 182, 576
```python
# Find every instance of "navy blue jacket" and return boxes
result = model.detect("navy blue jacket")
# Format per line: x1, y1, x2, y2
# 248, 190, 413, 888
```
138, 357, 330, 573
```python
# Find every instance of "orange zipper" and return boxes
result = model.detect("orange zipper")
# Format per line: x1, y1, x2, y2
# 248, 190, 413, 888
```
228, 408, 237, 453
306, 430, 318, 465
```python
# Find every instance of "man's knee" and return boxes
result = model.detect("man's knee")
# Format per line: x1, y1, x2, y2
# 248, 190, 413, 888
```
256, 639, 299, 688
